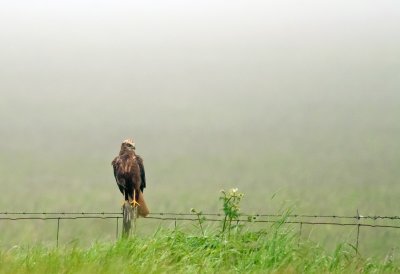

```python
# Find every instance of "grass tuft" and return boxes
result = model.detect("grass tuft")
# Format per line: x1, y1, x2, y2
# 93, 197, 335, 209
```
0, 224, 398, 273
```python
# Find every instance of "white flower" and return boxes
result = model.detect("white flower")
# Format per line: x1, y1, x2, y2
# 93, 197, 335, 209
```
228, 188, 239, 196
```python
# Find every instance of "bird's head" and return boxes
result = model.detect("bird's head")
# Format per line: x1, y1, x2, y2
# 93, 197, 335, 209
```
121, 138, 136, 152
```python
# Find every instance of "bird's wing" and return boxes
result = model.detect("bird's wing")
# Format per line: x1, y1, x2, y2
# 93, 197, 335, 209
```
111, 158, 118, 180
136, 155, 146, 192
112, 157, 126, 192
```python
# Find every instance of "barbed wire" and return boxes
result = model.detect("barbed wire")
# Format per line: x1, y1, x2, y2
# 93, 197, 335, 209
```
1, 211, 398, 253
0, 212, 121, 215
1, 215, 399, 229
147, 212, 400, 220
0, 211, 399, 220
0, 216, 120, 221
145, 216, 400, 229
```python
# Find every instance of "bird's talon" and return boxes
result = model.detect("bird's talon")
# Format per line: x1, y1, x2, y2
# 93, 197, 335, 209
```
130, 200, 140, 207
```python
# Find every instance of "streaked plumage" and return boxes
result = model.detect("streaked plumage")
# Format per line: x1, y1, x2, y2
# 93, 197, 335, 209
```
112, 139, 146, 203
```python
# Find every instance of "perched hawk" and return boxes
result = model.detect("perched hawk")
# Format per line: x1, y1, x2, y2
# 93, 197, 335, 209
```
112, 139, 146, 206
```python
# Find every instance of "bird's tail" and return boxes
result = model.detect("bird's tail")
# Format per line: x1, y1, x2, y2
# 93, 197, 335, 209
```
137, 190, 149, 217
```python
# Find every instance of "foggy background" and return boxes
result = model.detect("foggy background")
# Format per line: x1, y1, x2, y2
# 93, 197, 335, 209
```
0, 0, 399, 253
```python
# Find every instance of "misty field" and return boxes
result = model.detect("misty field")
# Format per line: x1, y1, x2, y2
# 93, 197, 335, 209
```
1, 89, 399, 260
1, 1, 400, 272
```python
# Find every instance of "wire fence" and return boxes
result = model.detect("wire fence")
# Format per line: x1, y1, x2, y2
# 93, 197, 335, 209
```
1, 211, 399, 220
1, 211, 399, 250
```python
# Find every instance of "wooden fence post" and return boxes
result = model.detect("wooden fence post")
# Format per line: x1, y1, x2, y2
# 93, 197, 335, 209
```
133, 206, 138, 234
122, 201, 132, 238
122, 201, 137, 238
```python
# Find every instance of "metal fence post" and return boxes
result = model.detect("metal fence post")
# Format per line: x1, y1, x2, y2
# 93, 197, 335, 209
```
56, 218, 60, 247
298, 222, 303, 247
116, 217, 119, 240
356, 209, 360, 254
356, 224, 360, 253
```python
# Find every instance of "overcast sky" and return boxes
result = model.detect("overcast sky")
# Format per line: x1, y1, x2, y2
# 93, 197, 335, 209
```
1, 1, 399, 95
1, 1, 399, 146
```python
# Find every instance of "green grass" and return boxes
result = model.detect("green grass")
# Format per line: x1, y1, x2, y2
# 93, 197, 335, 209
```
0, 190, 398, 273
0, 224, 398, 273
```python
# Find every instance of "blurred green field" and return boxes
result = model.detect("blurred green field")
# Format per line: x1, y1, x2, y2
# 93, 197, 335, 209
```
0, 0, 399, 262
0, 89, 399, 259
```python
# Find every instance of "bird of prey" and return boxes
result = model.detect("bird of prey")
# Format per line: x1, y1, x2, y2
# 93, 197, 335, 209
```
112, 139, 146, 206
